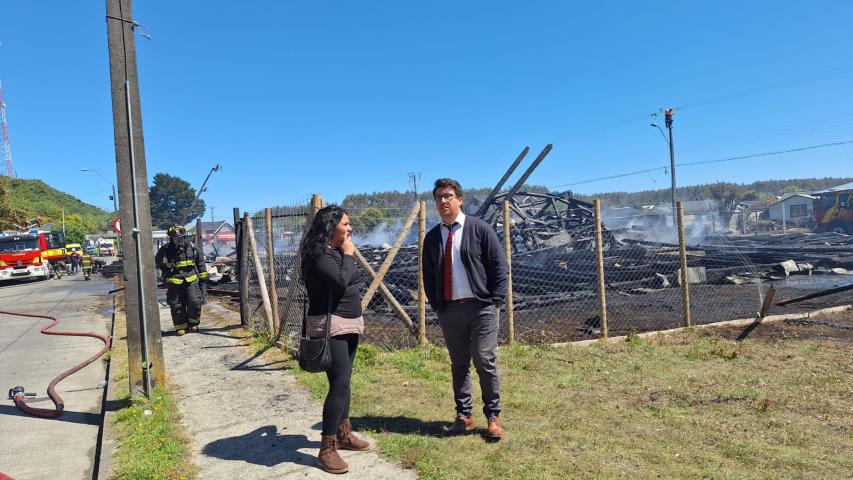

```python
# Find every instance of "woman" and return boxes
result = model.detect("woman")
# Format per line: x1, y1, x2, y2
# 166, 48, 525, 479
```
299, 205, 370, 475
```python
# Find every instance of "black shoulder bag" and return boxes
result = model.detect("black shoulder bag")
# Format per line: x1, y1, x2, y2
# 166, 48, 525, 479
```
298, 291, 333, 373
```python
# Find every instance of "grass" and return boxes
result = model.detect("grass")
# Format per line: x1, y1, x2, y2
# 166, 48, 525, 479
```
277, 319, 853, 479
109, 295, 197, 480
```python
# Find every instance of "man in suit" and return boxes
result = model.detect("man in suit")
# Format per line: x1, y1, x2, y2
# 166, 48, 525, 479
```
422, 178, 509, 440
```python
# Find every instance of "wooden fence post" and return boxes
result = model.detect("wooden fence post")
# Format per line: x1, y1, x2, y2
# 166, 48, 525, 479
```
308, 194, 323, 223
677, 201, 692, 327
594, 199, 609, 339
246, 214, 275, 335
265, 208, 281, 339
503, 200, 515, 344
417, 200, 428, 346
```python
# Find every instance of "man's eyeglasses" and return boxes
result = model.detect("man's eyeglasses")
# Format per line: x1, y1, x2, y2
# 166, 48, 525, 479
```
434, 193, 459, 202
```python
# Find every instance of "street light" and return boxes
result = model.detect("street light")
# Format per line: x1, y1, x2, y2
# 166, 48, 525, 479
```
81, 168, 118, 220
650, 108, 677, 225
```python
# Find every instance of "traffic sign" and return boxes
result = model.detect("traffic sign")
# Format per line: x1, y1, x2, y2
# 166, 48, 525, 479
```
113, 217, 121, 235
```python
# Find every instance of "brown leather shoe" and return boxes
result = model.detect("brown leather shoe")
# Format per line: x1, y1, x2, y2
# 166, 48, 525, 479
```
176, 329, 186, 336
337, 418, 370, 451
318, 435, 348, 474
486, 416, 503, 440
446, 415, 474, 435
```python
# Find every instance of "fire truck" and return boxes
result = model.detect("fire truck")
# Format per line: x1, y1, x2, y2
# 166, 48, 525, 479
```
814, 188, 852, 234
0, 232, 51, 281
0, 218, 68, 282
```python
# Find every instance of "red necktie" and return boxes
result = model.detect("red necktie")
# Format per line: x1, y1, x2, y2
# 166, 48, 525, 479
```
443, 224, 454, 301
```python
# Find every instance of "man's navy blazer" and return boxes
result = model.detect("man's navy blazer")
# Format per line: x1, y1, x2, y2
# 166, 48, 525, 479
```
422, 214, 509, 313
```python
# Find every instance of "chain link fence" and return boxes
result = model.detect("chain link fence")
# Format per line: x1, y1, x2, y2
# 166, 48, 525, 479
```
237, 196, 767, 351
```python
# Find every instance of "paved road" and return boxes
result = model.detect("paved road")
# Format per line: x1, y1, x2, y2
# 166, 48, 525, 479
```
0, 274, 114, 480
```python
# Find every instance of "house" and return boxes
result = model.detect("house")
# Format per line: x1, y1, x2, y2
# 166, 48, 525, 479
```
766, 193, 815, 226
188, 220, 237, 257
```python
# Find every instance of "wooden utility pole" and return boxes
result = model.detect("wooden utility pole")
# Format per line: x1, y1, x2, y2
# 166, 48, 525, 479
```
105, 0, 164, 397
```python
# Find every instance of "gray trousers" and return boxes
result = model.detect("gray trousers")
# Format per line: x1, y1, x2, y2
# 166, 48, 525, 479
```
438, 302, 501, 419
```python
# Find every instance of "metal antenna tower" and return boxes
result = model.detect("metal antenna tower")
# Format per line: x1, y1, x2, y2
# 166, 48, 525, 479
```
0, 81, 14, 178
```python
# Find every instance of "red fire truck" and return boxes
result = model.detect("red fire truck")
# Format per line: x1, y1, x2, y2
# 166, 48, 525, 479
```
814, 188, 852, 234
0, 232, 52, 281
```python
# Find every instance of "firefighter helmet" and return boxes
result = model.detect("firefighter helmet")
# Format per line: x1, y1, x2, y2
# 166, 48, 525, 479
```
167, 225, 186, 238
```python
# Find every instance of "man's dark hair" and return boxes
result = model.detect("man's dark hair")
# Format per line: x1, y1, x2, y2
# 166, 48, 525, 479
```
433, 178, 464, 198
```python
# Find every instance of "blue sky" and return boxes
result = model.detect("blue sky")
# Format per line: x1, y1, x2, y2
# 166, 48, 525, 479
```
2, 1, 852, 219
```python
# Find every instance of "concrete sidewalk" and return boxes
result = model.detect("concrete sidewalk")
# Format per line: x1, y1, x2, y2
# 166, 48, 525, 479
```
160, 299, 417, 479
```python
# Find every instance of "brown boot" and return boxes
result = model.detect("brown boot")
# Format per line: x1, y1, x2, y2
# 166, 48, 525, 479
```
337, 418, 370, 451
318, 435, 348, 474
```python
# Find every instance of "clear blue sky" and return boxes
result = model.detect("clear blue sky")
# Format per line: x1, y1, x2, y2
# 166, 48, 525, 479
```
2, 1, 852, 218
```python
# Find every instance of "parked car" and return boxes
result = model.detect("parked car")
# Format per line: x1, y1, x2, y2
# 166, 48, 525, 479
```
84, 246, 98, 255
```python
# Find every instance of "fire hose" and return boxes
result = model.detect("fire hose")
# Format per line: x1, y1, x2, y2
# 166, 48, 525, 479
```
3, 309, 111, 418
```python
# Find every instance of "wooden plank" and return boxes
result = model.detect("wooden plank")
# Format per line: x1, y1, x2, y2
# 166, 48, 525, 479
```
353, 248, 415, 332
245, 215, 275, 335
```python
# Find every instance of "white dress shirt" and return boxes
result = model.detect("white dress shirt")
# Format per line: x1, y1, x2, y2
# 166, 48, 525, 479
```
441, 212, 475, 300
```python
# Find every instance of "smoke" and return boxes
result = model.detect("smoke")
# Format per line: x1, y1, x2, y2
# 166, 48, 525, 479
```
353, 220, 419, 248
602, 207, 724, 246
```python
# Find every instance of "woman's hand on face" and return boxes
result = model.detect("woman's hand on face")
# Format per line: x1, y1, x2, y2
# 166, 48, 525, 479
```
341, 237, 355, 256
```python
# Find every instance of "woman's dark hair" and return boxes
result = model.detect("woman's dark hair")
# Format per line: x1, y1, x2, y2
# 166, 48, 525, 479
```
299, 204, 347, 275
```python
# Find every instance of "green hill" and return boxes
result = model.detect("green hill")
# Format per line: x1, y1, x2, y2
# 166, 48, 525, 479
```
0, 177, 112, 239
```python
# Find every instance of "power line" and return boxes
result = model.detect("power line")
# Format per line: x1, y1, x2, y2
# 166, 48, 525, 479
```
549, 140, 853, 189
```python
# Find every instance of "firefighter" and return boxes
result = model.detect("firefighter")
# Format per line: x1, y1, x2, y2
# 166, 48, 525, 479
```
81, 252, 93, 280
155, 225, 208, 336
51, 259, 65, 279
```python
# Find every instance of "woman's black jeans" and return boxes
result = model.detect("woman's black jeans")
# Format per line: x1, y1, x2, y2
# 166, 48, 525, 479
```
322, 333, 359, 436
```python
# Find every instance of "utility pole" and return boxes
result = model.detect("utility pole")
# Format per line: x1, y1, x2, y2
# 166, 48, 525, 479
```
665, 108, 677, 226
408, 172, 421, 201
105, 0, 164, 398
651, 109, 677, 226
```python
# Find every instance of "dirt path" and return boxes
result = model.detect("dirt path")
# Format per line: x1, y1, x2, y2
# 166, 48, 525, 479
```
160, 299, 416, 479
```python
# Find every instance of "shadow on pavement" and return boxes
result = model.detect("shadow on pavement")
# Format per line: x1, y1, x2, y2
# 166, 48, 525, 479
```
202, 425, 319, 467
0, 403, 100, 425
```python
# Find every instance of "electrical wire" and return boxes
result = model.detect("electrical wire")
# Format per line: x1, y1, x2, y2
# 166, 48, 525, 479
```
550, 140, 853, 189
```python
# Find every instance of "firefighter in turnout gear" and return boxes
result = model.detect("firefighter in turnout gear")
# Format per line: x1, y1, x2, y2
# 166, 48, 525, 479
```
155, 225, 208, 336
81, 252, 93, 280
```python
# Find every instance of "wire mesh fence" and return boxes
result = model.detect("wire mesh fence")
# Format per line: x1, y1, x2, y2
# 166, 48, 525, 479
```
237, 196, 767, 351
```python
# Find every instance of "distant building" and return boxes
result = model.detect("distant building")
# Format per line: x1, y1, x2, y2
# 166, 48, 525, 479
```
188, 220, 236, 258
766, 193, 815, 226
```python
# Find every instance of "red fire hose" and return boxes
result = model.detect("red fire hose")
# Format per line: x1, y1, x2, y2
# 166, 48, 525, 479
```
3, 309, 111, 418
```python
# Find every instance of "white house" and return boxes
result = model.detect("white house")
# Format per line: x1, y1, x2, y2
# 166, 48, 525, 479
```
767, 194, 815, 226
